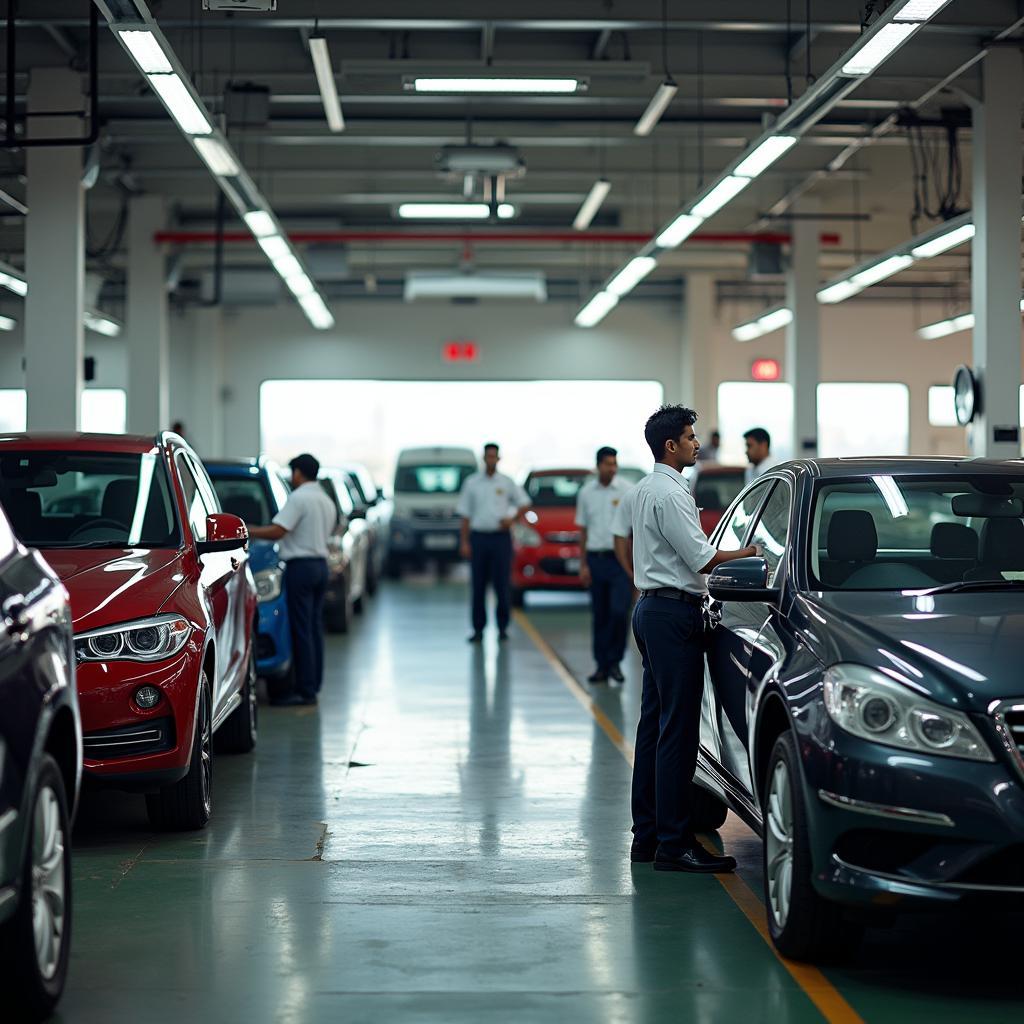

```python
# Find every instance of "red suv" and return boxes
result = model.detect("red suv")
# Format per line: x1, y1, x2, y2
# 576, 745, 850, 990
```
0, 432, 257, 831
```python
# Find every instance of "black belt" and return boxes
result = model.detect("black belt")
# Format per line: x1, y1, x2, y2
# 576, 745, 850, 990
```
587, 549, 616, 557
641, 587, 704, 606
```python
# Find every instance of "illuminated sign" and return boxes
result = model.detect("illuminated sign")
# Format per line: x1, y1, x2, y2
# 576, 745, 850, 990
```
443, 341, 479, 363
751, 358, 781, 381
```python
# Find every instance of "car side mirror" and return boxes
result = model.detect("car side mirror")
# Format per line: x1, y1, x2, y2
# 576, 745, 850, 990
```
197, 513, 248, 556
707, 556, 777, 602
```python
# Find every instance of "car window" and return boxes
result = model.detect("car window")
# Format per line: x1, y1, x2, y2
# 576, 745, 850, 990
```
749, 481, 792, 586
525, 473, 591, 507
718, 480, 773, 552
209, 474, 273, 525
176, 454, 208, 542
265, 463, 290, 512
395, 464, 474, 494
0, 506, 17, 563
189, 456, 221, 515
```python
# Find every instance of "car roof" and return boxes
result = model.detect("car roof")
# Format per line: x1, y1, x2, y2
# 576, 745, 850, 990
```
784, 457, 1024, 479
205, 457, 262, 475
525, 468, 592, 477
0, 432, 168, 453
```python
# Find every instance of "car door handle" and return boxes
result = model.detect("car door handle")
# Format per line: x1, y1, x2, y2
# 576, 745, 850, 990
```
2, 596, 30, 643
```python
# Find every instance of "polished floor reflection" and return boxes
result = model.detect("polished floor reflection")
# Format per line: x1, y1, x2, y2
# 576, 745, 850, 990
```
60, 581, 1024, 1022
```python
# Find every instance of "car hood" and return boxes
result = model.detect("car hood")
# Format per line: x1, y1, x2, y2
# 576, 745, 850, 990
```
798, 590, 1024, 711
529, 507, 580, 533
40, 547, 185, 634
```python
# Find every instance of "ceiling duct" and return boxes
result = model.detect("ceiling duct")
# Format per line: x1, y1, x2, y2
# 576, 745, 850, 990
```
404, 270, 546, 302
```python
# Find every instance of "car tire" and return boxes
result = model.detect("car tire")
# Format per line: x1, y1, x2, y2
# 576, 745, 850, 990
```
762, 731, 861, 962
0, 754, 73, 1022
511, 587, 525, 608
146, 678, 213, 831
216, 651, 258, 754
324, 580, 351, 634
690, 782, 729, 831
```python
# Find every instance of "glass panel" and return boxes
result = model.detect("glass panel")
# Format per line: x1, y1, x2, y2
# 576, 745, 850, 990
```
750, 482, 791, 585
526, 472, 591, 507
210, 475, 273, 525
176, 455, 207, 541
394, 464, 475, 494
716, 382, 794, 465
929, 386, 957, 427
0, 390, 26, 432
817, 383, 909, 457
81, 389, 127, 433
719, 480, 772, 552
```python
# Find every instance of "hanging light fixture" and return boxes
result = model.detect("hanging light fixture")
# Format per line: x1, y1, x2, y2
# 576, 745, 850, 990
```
634, 0, 677, 137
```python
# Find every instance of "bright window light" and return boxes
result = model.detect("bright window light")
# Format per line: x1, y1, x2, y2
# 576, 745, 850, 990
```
0, 271, 27, 296
398, 203, 492, 220
928, 385, 957, 426
717, 381, 794, 463
309, 36, 345, 133
895, 0, 952, 21
192, 137, 239, 177
634, 81, 678, 137
258, 235, 290, 261
850, 254, 915, 288
842, 22, 918, 76
734, 135, 798, 179
818, 383, 909, 456
146, 73, 212, 135
575, 291, 619, 328
911, 222, 975, 259
655, 213, 703, 249
412, 77, 580, 94
690, 175, 752, 219
118, 30, 173, 74
607, 256, 657, 298
245, 210, 277, 237
573, 179, 611, 231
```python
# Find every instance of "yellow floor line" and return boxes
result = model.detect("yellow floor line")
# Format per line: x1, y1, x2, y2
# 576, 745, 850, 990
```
513, 608, 865, 1024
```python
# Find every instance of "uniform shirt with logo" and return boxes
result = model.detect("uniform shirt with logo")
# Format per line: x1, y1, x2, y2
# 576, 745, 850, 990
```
456, 471, 530, 531
575, 477, 633, 551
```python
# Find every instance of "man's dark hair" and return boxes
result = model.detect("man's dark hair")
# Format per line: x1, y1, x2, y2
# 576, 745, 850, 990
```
743, 427, 771, 448
289, 453, 320, 480
644, 405, 698, 460
483, 443, 499, 453
596, 446, 617, 465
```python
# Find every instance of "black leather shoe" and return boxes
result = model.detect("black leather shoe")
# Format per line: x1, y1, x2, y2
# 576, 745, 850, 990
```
271, 693, 317, 707
608, 664, 625, 683
654, 845, 736, 874
630, 840, 657, 863
468, 632, 483, 644
587, 669, 608, 683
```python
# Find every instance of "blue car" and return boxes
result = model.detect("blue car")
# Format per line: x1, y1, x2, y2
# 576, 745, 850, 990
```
206, 458, 293, 694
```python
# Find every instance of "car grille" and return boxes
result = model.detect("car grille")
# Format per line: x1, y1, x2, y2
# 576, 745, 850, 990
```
83, 718, 174, 760
539, 557, 578, 577
412, 508, 455, 521
992, 702, 1024, 782
545, 531, 580, 544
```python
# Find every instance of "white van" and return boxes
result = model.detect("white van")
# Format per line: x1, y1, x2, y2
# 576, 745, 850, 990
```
387, 446, 478, 576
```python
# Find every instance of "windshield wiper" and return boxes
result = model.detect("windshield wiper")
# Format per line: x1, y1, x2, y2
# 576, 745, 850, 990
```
922, 579, 1024, 596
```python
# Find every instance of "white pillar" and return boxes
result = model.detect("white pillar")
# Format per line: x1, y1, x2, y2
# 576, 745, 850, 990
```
24, 69, 84, 431
189, 307, 225, 457
970, 46, 1023, 458
786, 206, 820, 458
126, 195, 169, 434
681, 274, 715, 425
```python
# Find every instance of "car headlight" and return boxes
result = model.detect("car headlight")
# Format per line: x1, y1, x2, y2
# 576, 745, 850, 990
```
254, 566, 283, 603
823, 664, 994, 762
75, 614, 192, 664
512, 522, 542, 547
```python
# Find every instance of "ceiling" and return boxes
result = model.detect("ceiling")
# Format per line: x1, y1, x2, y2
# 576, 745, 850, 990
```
1, 1, 1022, 314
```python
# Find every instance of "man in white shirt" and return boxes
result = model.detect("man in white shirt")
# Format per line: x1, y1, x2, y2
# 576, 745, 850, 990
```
743, 427, 777, 484
575, 446, 633, 684
456, 443, 531, 643
247, 453, 338, 706
614, 406, 759, 874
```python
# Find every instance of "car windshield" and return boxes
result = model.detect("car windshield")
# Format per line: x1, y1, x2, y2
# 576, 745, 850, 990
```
0, 450, 180, 549
525, 473, 590, 507
209, 473, 274, 525
810, 475, 1024, 591
395, 464, 474, 494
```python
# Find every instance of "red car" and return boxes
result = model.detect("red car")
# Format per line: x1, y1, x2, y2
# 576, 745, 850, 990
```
512, 469, 593, 605
688, 464, 748, 535
0, 432, 257, 831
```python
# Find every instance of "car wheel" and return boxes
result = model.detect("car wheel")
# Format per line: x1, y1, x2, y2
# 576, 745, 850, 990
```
690, 783, 728, 831
511, 587, 525, 608
763, 732, 860, 962
216, 650, 258, 754
0, 754, 73, 1021
324, 580, 350, 634
146, 677, 213, 831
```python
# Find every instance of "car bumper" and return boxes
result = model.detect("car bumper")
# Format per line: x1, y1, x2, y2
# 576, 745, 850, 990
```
800, 712, 1024, 908
513, 545, 584, 589
389, 523, 462, 561
256, 593, 291, 678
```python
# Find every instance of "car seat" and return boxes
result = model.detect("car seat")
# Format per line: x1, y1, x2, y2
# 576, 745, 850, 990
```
963, 518, 1024, 581
929, 523, 978, 583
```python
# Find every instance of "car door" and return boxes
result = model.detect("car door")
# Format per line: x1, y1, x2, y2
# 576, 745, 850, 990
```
702, 479, 775, 790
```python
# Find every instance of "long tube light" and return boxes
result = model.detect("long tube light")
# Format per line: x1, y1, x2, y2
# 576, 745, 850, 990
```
575, 291, 618, 328
397, 202, 514, 220
192, 137, 239, 177
607, 256, 657, 297
731, 307, 794, 342
634, 81, 678, 137
842, 23, 919, 76
0, 315, 16, 331
308, 36, 345, 133
911, 222, 975, 259
147, 73, 212, 135
734, 135, 798, 179
656, 213, 703, 250
691, 176, 752, 219
573, 179, 611, 231
0, 263, 28, 296
412, 78, 580, 94
83, 310, 122, 337
117, 29, 172, 73
917, 298, 1024, 340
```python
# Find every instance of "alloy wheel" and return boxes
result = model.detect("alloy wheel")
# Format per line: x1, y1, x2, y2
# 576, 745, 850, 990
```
31, 786, 66, 981
765, 759, 795, 930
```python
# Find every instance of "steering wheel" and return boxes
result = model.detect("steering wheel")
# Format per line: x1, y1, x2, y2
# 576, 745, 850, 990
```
68, 518, 128, 543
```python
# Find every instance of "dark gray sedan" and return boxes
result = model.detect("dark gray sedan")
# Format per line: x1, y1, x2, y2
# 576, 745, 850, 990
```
695, 458, 1024, 962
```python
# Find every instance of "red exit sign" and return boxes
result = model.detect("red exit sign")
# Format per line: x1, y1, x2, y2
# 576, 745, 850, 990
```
443, 341, 479, 363
751, 357, 781, 381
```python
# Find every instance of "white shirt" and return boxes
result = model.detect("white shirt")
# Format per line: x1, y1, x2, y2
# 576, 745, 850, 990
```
456, 471, 529, 532
617, 463, 716, 595
273, 481, 338, 561
745, 454, 778, 485
575, 477, 632, 551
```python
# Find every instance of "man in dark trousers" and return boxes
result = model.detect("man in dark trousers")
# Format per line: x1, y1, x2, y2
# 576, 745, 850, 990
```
247, 453, 337, 706
457, 443, 531, 643
576, 446, 634, 683
614, 406, 760, 872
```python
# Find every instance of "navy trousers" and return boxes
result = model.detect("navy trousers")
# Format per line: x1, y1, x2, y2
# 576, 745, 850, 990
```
587, 551, 633, 671
285, 557, 328, 699
470, 531, 512, 633
630, 596, 706, 856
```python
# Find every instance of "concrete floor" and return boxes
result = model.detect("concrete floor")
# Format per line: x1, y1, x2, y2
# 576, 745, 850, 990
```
60, 580, 1024, 1023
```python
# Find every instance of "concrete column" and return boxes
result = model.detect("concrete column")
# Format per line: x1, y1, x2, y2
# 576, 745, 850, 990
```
24, 69, 84, 431
681, 274, 715, 425
970, 46, 1023, 458
785, 205, 820, 458
188, 307, 225, 458
126, 195, 169, 434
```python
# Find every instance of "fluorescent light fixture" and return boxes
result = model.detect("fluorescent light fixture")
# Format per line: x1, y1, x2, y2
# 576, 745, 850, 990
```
731, 306, 793, 342
274, 253, 303, 279
734, 135, 798, 179
575, 291, 619, 328
634, 81, 678, 137
83, 311, 122, 337
817, 279, 861, 304
895, 0, 952, 21
146, 73, 212, 135
257, 235, 290, 261
911, 222, 975, 259
192, 137, 239, 177
118, 30, 172, 74
284, 273, 315, 298
497, 203, 515, 220
308, 36, 345, 133
573, 179, 611, 231
691, 175, 752, 219
405, 270, 547, 302
0, 315, 15, 331
732, 322, 763, 342
397, 203, 491, 220
656, 213, 704, 249
607, 256, 657, 297
412, 77, 579, 94
918, 313, 975, 340
0, 270, 27, 296
841, 23, 918, 76
298, 292, 335, 330
873, 476, 909, 519
244, 211, 277, 237
849, 253, 915, 289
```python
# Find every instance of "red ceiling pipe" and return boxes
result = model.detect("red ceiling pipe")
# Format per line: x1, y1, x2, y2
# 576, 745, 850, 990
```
153, 229, 842, 246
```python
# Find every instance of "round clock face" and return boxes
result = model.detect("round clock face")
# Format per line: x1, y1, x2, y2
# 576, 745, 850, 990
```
953, 365, 977, 426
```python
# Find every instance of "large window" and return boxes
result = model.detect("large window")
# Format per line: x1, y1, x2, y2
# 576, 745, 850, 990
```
716, 382, 793, 466
929, 386, 957, 428
0, 388, 127, 434
817, 383, 909, 458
